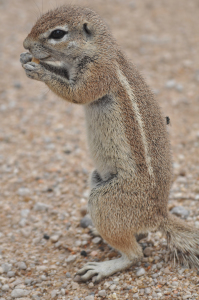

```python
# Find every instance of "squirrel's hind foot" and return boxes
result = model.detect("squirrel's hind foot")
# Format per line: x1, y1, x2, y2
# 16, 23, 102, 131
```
76, 254, 133, 283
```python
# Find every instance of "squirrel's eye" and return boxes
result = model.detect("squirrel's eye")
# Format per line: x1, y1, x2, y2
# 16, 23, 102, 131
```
49, 30, 67, 39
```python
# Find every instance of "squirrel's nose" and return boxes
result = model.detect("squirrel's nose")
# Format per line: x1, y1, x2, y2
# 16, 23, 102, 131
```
23, 38, 31, 50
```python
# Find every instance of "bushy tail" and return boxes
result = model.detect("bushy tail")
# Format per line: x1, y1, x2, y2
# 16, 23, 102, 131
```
160, 213, 199, 269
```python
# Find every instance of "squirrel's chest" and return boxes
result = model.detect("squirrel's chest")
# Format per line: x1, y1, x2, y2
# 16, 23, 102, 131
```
84, 95, 136, 180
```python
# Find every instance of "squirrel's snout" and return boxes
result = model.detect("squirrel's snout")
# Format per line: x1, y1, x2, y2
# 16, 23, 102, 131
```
23, 38, 31, 50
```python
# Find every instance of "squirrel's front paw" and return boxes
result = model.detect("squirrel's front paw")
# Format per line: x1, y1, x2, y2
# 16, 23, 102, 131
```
23, 62, 46, 81
20, 52, 32, 65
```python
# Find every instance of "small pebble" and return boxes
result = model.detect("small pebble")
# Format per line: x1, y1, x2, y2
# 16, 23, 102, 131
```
11, 279, 23, 288
20, 209, 30, 218
156, 293, 163, 297
182, 295, 192, 300
90, 251, 98, 257
50, 290, 57, 298
1, 263, 12, 273
88, 282, 94, 288
66, 255, 77, 263
145, 287, 151, 295
61, 288, 65, 295
136, 267, 145, 277
65, 272, 71, 278
25, 278, 33, 285
143, 247, 153, 257
50, 235, 60, 243
109, 284, 116, 291
11, 289, 30, 298
98, 290, 106, 297
71, 282, 79, 290
85, 296, 94, 300
171, 206, 189, 218
43, 234, 50, 240
21, 228, 31, 238
17, 188, 30, 197
17, 262, 27, 270
80, 206, 87, 217
92, 237, 101, 244
1, 284, 9, 291
80, 250, 87, 257
19, 218, 27, 227
7, 271, 15, 278
33, 202, 50, 212
41, 275, 47, 281
172, 281, 178, 287
80, 214, 93, 228
165, 79, 176, 89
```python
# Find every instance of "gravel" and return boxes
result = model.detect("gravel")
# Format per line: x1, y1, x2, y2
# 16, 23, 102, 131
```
1, 0, 199, 299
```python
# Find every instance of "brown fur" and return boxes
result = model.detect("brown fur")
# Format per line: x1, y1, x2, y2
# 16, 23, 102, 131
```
20, 5, 199, 281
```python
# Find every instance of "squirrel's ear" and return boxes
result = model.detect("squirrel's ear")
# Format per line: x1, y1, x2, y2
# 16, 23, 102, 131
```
83, 22, 92, 35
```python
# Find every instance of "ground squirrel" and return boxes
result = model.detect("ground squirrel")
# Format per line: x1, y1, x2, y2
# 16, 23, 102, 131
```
20, 5, 199, 282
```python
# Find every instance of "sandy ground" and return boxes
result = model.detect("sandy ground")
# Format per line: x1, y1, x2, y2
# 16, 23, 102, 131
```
0, 0, 199, 299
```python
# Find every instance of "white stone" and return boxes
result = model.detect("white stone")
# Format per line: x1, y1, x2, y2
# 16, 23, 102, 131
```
85, 296, 94, 300
66, 255, 77, 263
10, 279, 23, 288
1, 284, 9, 291
109, 284, 116, 291
21, 228, 31, 238
98, 290, 106, 297
33, 202, 50, 211
11, 289, 30, 298
92, 237, 101, 244
61, 288, 65, 295
71, 282, 79, 290
17, 262, 27, 270
50, 290, 57, 298
88, 282, 94, 288
1, 263, 12, 273
36, 266, 47, 272
165, 79, 176, 89
17, 188, 30, 196
136, 267, 145, 277
171, 206, 189, 218
20, 209, 30, 218
19, 218, 27, 227
145, 287, 151, 294
50, 235, 60, 243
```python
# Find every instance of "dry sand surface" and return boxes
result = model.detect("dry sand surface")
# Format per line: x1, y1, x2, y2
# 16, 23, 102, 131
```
0, 0, 199, 299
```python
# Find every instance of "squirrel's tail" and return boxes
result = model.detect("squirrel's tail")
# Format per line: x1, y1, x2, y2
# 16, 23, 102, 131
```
160, 213, 199, 268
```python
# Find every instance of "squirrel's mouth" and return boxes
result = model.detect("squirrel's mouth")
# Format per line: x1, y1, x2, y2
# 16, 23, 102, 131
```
31, 53, 52, 64
32, 55, 62, 67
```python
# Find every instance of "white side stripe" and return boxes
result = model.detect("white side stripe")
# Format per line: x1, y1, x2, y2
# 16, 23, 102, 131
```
117, 68, 154, 177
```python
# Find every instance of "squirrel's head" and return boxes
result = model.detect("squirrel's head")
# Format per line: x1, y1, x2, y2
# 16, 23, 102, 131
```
23, 6, 115, 73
